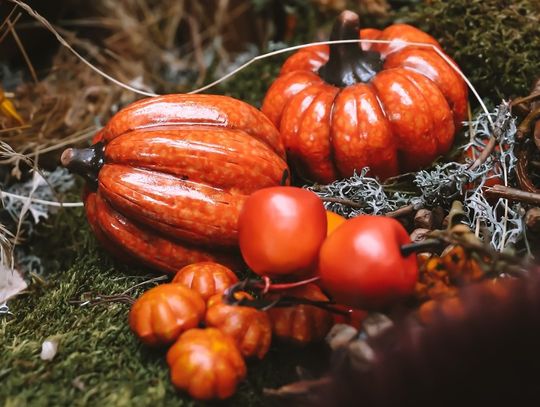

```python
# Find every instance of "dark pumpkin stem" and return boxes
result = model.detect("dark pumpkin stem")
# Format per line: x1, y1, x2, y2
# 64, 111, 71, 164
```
60, 142, 105, 189
400, 239, 443, 257
318, 10, 383, 87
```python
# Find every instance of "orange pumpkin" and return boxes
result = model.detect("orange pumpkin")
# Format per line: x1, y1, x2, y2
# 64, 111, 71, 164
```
62, 94, 288, 274
172, 261, 239, 301
166, 328, 247, 400
206, 292, 272, 359
326, 211, 346, 235
266, 283, 333, 345
129, 284, 205, 346
262, 10, 467, 183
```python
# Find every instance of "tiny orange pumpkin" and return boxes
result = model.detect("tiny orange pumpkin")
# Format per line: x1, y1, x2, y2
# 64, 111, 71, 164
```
205, 292, 272, 359
129, 284, 205, 346
266, 283, 333, 345
166, 328, 247, 400
172, 261, 239, 301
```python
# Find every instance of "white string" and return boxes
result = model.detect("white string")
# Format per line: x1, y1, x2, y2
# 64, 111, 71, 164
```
0, 191, 84, 208
4, 1, 495, 211
9, 0, 491, 123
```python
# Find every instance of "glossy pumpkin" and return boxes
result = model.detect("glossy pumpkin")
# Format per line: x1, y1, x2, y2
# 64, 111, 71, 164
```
262, 10, 467, 183
166, 328, 247, 400
266, 283, 333, 345
62, 94, 288, 274
172, 262, 239, 301
129, 283, 205, 346
206, 292, 272, 359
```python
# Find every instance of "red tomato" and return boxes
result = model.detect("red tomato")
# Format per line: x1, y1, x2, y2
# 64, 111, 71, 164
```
238, 186, 327, 278
318, 215, 418, 309
326, 211, 346, 236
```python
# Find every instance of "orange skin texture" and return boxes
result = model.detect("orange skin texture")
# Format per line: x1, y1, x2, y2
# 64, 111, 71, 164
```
83, 94, 288, 274
266, 283, 333, 345
238, 187, 327, 278
172, 262, 238, 301
318, 216, 419, 309
205, 292, 272, 359
326, 211, 346, 236
129, 284, 206, 346
262, 24, 467, 183
87, 192, 223, 274
166, 328, 247, 400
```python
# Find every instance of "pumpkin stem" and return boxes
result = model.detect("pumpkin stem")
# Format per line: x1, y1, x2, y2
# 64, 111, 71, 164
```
400, 239, 443, 257
61, 142, 105, 189
318, 10, 382, 87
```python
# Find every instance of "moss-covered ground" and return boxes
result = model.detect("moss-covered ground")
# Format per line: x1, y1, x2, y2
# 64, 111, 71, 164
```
0, 201, 328, 406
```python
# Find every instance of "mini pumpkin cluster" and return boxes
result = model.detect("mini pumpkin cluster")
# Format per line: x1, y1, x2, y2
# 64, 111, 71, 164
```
128, 261, 336, 400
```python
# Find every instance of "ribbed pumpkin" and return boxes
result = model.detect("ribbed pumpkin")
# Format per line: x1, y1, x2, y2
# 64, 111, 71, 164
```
62, 94, 288, 274
266, 283, 334, 345
172, 261, 239, 301
206, 292, 272, 359
129, 283, 206, 346
167, 328, 246, 400
262, 10, 467, 183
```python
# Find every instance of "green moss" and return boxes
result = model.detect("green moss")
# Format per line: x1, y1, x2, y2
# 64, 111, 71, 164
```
1, 205, 327, 406
398, 0, 540, 101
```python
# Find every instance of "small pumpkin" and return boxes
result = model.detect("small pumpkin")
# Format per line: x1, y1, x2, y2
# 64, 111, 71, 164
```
129, 283, 205, 346
166, 328, 247, 400
262, 10, 467, 183
62, 94, 288, 274
266, 283, 333, 345
205, 292, 272, 359
172, 261, 239, 301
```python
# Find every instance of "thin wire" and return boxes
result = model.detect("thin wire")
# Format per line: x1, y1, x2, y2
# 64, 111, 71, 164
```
0, 191, 84, 208
7, 0, 159, 97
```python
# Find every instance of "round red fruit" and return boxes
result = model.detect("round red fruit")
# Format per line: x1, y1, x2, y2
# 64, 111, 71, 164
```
318, 215, 418, 309
238, 186, 327, 278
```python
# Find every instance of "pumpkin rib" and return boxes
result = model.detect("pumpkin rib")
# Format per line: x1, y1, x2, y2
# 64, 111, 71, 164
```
105, 127, 288, 194
280, 83, 339, 182
331, 84, 398, 179
371, 68, 438, 171
98, 165, 243, 247
94, 194, 218, 273
84, 191, 135, 264
384, 48, 467, 126
131, 301, 156, 344
400, 69, 455, 156
102, 94, 285, 157
296, 84, 340, 183
280, 45, 329, 76
261, 70, 324, 127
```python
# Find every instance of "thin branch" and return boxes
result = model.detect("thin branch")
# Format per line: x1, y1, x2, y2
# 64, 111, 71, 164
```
484, 185, 540, 206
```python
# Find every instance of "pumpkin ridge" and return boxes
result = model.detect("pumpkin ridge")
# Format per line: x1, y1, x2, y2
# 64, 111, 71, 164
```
105, 127, 287, 194
100, 181, 231, 245
298, 84, 340, 182
94, 194, 217, 273
102, 94, 285, 157
98, 165, 242, 246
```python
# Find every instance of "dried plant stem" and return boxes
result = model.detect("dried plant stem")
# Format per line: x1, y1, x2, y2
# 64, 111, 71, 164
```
517, 107, 540, 139
6, 16, 38, 83
511, 92, 540, 109
484, 185, 540, 206
321, 196, 365, 209
385, 204, 416, 218
468, 136, 497, 171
